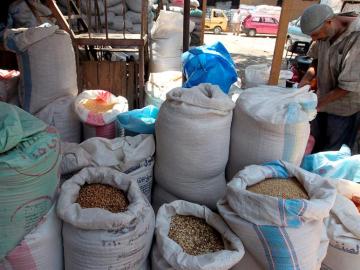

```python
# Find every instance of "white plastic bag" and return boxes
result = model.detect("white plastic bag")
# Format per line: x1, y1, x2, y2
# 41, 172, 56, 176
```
227, 85, 317, 180
322, 179, 360, 270
155, 84, 235, 209
0, 206, 62, 270
57, 167, 155, 270
153, 200, 245, 270
219, 161, 337, 270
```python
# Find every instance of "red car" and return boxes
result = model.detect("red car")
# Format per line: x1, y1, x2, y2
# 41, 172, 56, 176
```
241, 14, 279, 37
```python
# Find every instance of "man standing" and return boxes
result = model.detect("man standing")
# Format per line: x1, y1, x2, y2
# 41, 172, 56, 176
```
299, 4, 360, 152
232, 9, 242, 36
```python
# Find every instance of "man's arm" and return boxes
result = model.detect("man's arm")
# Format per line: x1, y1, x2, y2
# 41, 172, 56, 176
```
317, 87, 349, 111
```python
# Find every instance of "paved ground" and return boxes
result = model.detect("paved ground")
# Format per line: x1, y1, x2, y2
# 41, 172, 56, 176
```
204, 32, 285, 88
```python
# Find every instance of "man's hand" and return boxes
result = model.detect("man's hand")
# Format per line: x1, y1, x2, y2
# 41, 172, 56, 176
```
298, 66, 316, 88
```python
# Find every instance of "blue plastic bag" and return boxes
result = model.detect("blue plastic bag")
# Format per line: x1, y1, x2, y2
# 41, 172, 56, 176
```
182, 41, 237, 93
301, 145, 360, 182
117, 105, 159, 135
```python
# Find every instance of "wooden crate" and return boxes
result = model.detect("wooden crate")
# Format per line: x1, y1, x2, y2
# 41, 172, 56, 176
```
79, 60, 141, 109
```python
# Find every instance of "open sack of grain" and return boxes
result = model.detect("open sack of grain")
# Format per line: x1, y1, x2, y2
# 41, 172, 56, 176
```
4, 24, 78, 114
218, 161, 337, 270
0, 103, 61, 260
227, 85, 317, 180
322, 179, 360, 270
152, 200, 245, 270
74, 90, 128, 139
57, 167, 155, 270
154, 83, 235, 210
60, 134, 155, 201
0, 206, 63, 270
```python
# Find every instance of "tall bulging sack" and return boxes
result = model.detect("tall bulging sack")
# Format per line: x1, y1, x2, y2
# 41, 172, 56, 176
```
218, 161, 337, 270
0, 206, 63, 270
154, 84, 235, 209
4, 24, 78, 114
152, 200, 245, 270
227, 85, 317, 180
0, 103, 61, 260
57, 167, 155, 270
322, 179, 360, 270
182, 41, 237, 94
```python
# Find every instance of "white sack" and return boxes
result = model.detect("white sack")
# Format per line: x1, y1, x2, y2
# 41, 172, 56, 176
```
126, 0, 143, 12
35, 96, 81, 143
218, 161, 337, 270
4, 24, 78, 114
145, 71, 183, 108
227, 85, 317, 180
154, 84, 235, 209
0, 206, 62, 270
60, 142, 93, 176
322, 179, 360, 270
153, 200, 245, 270
244, 64, 270, 88
57, 167, 155, 270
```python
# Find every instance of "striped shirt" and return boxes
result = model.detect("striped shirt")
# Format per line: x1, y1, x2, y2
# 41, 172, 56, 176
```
307, 16, 360, 116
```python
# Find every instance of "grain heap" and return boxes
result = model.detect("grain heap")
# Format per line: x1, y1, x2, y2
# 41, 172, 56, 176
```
247, 177, 309, 199
76, 183, 129, 213
168, 215, 224, 256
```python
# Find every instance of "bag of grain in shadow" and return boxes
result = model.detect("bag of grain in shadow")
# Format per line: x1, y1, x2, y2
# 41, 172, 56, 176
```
152, 183, 180, 213
226, 85, 317, 180
57, 167, 155, 270
152, 200, 245, 270
218, 161, 337, 270
321, 179, 360, 270
154, 83, 235, 209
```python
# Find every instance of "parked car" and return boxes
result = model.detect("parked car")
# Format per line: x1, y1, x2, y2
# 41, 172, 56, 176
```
287, 17, 311, 48
204, 8, 228, 34
241, 13, 279, 37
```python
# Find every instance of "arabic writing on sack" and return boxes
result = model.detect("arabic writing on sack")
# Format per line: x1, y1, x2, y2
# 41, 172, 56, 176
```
330, 241, 360, 255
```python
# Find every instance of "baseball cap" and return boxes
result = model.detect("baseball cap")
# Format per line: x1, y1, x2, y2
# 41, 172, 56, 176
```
300, 4, 335, 35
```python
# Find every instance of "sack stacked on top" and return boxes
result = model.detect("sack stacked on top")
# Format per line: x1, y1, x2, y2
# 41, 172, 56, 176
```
61, 135, 155, 202
154, 84, 235, 210
57, 167, 155, 270
4, 24, 78, 114
152, 200, 245, 270
0, 103, 61, 261
218, 161, 337, 270
0, 206, 63, 270
322, 179, 360, 270
227, 85, 317, 180
150, 10, 195, 72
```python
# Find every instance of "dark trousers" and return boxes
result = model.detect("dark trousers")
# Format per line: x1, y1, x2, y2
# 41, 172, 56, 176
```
311, 112, 360, 153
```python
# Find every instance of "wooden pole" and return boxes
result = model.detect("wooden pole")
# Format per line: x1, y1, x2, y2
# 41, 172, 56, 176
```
183, 0, 190, 53
268, 0, 294, 85
200, 0, 207, 45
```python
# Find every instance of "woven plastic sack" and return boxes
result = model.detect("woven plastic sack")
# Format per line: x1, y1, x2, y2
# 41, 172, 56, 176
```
218, 161, 337, 270
227, 85, 317, 180
4, 24, 78, 114
244, 64, 270, 88
35, 96, 81, 143
302, 144, 360, 183
0, 103, 61, 260
117, 105, 159, 135
182, 41, 237, 94
0, 69, 20, 102
154, 84, 235, 209
152, 200, 245, 270
57, 167, 155, 270
0, 206, 63, 270
322, 179, 360, 270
